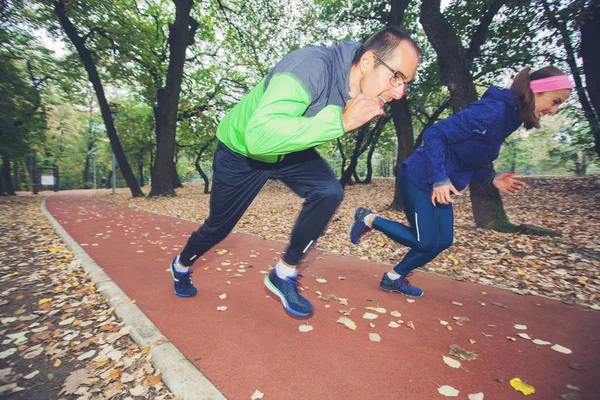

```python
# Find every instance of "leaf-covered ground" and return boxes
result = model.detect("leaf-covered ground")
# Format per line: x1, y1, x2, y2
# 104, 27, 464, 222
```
0, 195, 176, 399
95, 176, 600, 308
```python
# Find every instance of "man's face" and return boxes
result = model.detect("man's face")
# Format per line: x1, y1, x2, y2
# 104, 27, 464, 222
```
358, 41, 420, 105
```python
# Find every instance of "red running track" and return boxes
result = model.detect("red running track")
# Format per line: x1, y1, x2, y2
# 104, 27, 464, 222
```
46, 192, 600, 400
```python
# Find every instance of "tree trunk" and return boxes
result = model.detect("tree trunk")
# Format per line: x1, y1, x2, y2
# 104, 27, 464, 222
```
138, 160, 144, 187
336, 138, 347, 177
54, 0, 143, 197
389, 98, 414, 210
542, 0, 600, 158
12, 159, 19, 192
421, 0, 511, 229
1, 155, 15, 195
364, 141, 376, 184
194, 136, 216, 194
150, 0, 198, 196
579, 0, 600, 156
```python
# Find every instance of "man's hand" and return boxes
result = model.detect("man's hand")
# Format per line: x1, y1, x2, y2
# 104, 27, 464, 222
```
342, 94, 385, 132
431, 183, 461, 206
493, 172, 526, 195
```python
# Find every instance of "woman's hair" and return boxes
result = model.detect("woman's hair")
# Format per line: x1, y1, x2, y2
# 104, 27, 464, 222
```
352, 27, 422, 65
510, 66, 567, 130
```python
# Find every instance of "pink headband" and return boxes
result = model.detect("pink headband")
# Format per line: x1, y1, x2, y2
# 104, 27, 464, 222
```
530, 75, 572, 93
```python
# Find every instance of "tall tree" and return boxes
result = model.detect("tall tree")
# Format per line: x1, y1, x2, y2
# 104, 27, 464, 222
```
53, 0, 143, 197
150, 0, 198, 196
420, 0, 519, 231
540, 0, 600, 158
580, 0, 600, 132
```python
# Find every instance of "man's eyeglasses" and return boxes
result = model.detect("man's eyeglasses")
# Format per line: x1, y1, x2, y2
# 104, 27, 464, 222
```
377, 57, 410, 92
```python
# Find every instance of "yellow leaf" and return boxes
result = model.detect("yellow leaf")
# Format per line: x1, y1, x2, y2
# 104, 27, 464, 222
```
141, 346, 150, 355
577, 278, 587, 285
510, 378, 535, 395
54, 359, 62, 367
49, 247, 60, 252
517, 268, 526, 276
147, 373, 163, 387
109, 369, 121, 379
106, 307, 115, 314
446, 325, 453, 331
38, 298, 53, 305
136, 250, 145, 253
407, 320, 415, 330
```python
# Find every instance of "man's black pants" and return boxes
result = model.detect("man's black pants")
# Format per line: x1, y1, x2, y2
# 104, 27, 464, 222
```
179, 141, 343, 267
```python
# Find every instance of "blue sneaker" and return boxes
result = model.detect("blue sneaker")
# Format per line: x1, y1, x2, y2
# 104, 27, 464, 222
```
264, 271, 313, 317
170, 257, 197, 297
349, 206, 372, 244
380, 273, 423, 297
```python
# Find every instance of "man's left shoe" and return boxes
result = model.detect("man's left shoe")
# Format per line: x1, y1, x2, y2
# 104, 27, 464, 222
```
264, 270, 313, 317
380, 273, 423, 297
349, 206, 372, 244
170, 257, 198, 297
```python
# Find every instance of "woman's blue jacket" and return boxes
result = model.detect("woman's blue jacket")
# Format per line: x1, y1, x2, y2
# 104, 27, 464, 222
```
402, 86, 522, 192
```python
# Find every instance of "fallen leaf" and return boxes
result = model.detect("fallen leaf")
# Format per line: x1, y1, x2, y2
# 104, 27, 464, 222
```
336, 317, 357, 330
438, 385, 460, 397
451, 301, 463, 306
299, 325, 313, 333
514, 324, 527, 330
551, 344, 572, 354
532, 339, 551, 345
510, 378, 535, 395
442, 355, 461, 369
407, 320, 415, 330
121, 372, 135, 383
60, 369, 90, 395
517, 333, 532, 340
38, 298, 53, 305
468, 393, 484, 400
388, 321, 400, 328
130, 384, 146, 396
217, 306, 227, 311
369, 333, 381, 342
390, 311, 401, 317
54, 359, 61, 367
449, 344, 478, 361
147, 373, 163, 387
24, 370, 39, 379
362, 312, 378, 320
251, 390, 265, 400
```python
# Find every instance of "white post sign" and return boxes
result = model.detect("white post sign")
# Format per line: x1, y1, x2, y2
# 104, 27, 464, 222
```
41, 175, 55, 185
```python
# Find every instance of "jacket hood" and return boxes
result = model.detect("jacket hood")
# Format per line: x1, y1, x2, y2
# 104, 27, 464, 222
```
482, 86, 521, 134
330, 41, 361, 104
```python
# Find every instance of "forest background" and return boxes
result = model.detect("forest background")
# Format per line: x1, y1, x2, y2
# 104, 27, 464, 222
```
1, 0, 599, 231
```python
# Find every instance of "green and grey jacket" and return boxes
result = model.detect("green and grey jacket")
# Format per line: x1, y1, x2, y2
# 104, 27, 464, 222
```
216, 41, 361, 163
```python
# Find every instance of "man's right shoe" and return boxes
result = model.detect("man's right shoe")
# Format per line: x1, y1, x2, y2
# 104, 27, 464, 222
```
170, 257, 197, 297
264, 270, 313, 317
349, 206, 372, 244
380, 273, 423, 297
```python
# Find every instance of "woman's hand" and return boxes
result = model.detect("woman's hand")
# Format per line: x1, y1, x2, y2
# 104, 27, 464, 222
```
431, 184, 461, 206
493, 172, 526, 194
